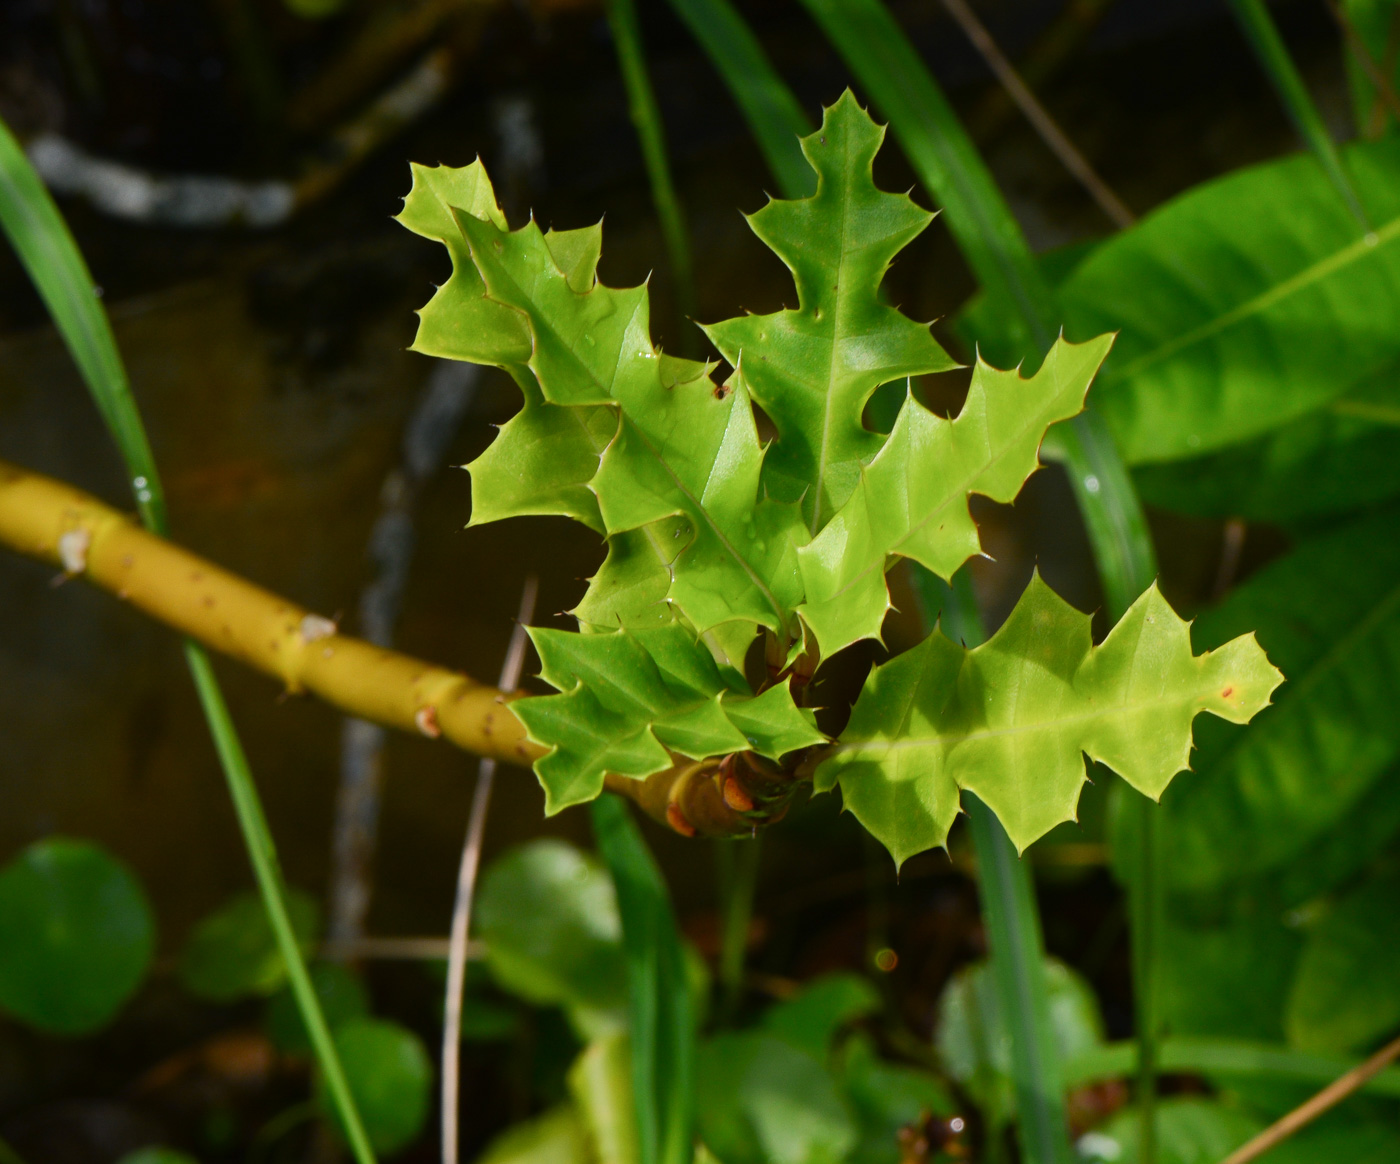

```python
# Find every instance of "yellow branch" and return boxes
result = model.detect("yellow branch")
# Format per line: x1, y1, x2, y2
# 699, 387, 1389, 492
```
0, 459, 792, 836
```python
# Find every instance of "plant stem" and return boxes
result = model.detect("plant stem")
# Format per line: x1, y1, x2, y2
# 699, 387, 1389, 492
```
715, 836, 761, 1021
938, 0, 1134, 229
441, 576, 536, 1164
0, 457, 769, 838
591, 795, 695, 1164
604, 0, 699, 348
1219, 1031, 1400, 1164
185, 645, 377, 1163
1227, 0, 1370, 229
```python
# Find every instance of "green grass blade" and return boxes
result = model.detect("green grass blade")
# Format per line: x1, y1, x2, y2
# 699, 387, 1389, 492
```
604, 0, 699, 341
1227, 0, 1369, 229
0, 119, 166, 533
591, 795, 695, 1164
183, 647, 377, 1164
662, 0, 815, 199
914, 566, 1076, 1164
0, 113, 377, 1164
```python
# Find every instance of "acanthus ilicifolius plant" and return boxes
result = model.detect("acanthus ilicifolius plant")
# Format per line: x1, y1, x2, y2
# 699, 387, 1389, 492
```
397, 92, 1284, 865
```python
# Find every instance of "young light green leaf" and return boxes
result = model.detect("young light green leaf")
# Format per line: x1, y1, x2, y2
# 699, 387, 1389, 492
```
398, 163, 613, 532
816, 576, 1281, 865
445, 203, 809, 640
516, 623, 824, 813
797, 335, 1113, 658
702, 92, 957, 531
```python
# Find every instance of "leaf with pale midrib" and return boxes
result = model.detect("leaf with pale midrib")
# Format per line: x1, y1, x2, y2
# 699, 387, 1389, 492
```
797, 335, 1112, 658
1059, 137, 1400, 464
817, 576, 1281, 865
702, 91, 957, 533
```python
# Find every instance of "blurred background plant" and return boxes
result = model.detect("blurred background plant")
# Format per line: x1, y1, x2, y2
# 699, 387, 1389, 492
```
3, 1, 1400, 1163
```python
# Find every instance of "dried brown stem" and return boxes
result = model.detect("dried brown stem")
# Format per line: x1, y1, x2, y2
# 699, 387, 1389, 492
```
1218, 1031, 1400, 1164
0, 458, 797, 836
940, 0, 1135, 229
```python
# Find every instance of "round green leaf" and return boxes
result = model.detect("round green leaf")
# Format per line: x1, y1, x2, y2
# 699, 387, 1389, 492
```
178, 889, 320, 1003
476, 841, 627, 1036
265, 961, 369, 1054
0, 837, 155, 1034
321, 1017, 433, 1155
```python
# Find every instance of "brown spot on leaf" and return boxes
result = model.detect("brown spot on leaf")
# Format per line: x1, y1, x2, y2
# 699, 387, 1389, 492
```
1221, 686, 1234, 699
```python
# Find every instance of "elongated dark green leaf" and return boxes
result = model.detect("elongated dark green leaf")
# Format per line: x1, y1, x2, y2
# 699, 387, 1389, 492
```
0, 838, 155, 1035
662, 0, 814, 199
518, 623, 822, 812
1134, 364, 1400, 521
1059, 137, 1400, 464
818, 576, 1280, 863
1227, 0, 1368, 227
702, 93, 957, 532
796, 335, 1111, 657
1286, 869, 1400, 1053
590, 795, 694, 1164
1137, 507, 1400, 892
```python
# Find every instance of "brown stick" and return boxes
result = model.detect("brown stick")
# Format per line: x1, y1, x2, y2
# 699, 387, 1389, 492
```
1327, 0, 1400, 125
0, 458, 797, 837
1218, 1031, 1400, 1164
939, 0, 1136, 230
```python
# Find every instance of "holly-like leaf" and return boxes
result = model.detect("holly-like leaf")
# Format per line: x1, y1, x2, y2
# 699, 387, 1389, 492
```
703, 91, 958, 532
445, 205, 809, 642
797, 335, 1113, 658
515, 623, 824, 813
398, 164, 614, 532
815, 576, 1282, 865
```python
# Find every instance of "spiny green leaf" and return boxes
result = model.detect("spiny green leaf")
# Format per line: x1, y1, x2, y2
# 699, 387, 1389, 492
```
446, 204, 809, 640
816, 576, 1281, 865
515, 623, 823, 813
703, 92, 957, 531
797, 335, 1113, 658
398, 163, 614, 531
